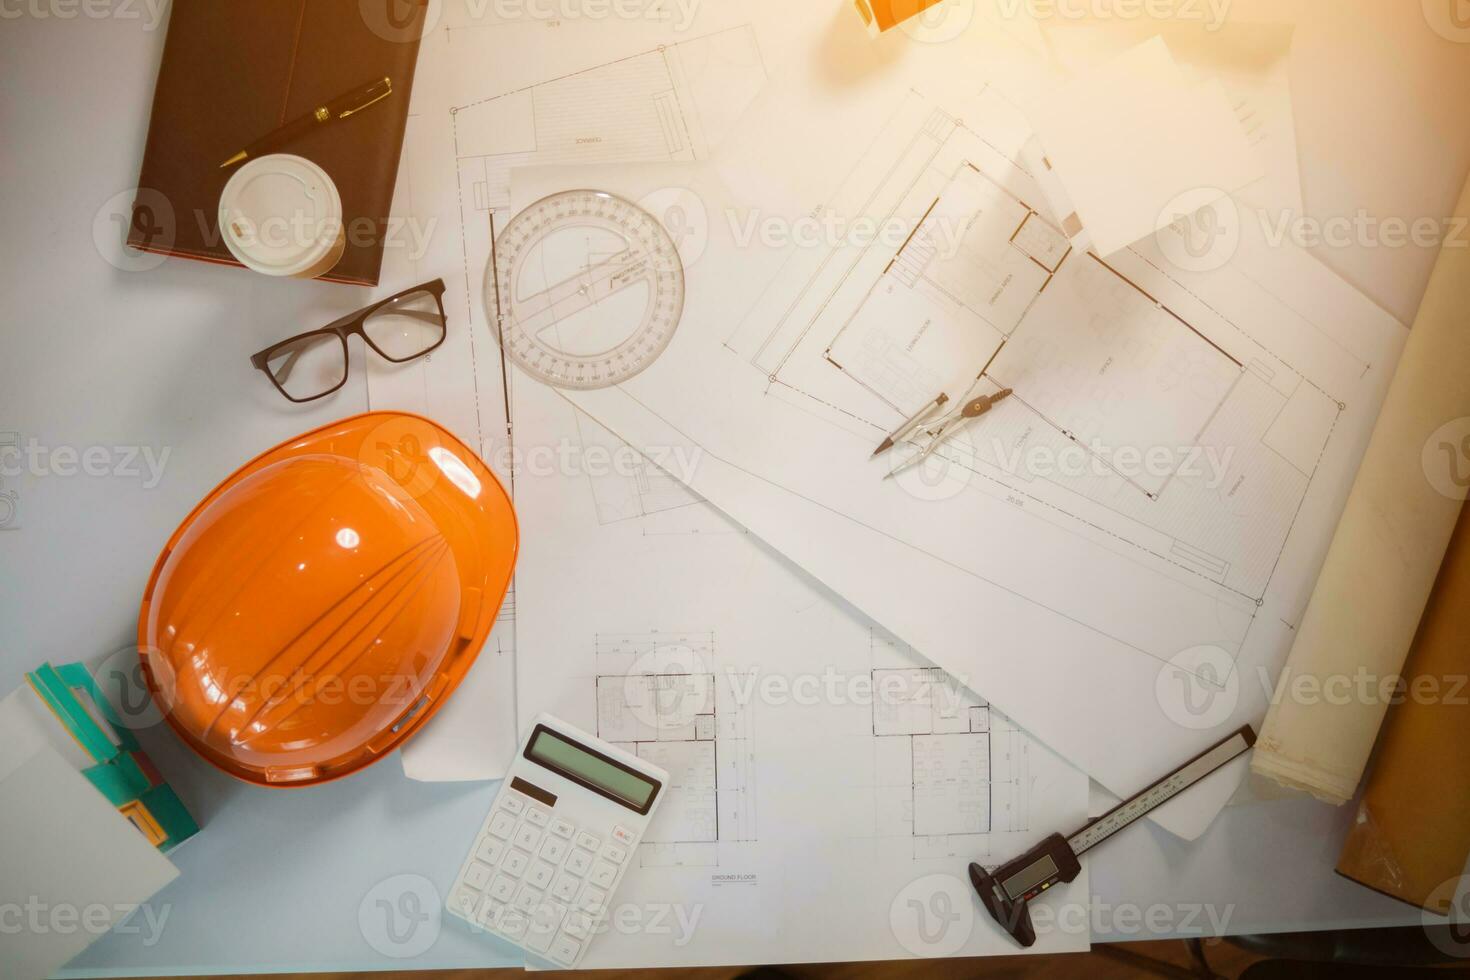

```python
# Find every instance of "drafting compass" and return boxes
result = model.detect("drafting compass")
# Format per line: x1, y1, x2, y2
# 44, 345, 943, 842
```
970, 725, 1256, 948
489, 189, 686, 390
874, 383, 1014, 479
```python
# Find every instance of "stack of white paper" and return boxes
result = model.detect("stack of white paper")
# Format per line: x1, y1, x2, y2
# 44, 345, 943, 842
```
366, 0, 1409, 964
1024, 36, 1263, 256
0, 746, 179, 980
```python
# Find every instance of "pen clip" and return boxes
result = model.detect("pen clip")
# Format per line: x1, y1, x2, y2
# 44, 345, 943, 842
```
338, 77, 393, 119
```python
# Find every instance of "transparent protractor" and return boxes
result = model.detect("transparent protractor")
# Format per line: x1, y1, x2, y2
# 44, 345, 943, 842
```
488, 189, 686, 391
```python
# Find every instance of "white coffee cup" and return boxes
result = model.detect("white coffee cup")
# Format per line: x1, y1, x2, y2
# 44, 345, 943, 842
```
219, 154, 346, 279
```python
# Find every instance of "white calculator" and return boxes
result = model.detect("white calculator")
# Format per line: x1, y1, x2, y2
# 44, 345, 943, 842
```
446, 714, 668, 968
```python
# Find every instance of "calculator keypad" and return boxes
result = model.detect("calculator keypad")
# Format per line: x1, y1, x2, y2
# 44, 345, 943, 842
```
588, 860, 618, 889
487, 811, 515, 839
566, 848, 593, 876
449, 787, 643, 968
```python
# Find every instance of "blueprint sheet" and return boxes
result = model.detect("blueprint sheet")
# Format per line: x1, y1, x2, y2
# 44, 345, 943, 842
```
370, 0, 1336, 835
364, 8, 1091, 960
1037, 7, 1303, 218
509, 376, 1090, 964
506, 38, 1406, 836
368, 0, 1049, 781
364, 2, 771, 779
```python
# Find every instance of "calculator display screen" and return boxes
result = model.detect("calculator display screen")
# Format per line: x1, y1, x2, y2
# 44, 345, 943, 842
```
527, 728, 659, 812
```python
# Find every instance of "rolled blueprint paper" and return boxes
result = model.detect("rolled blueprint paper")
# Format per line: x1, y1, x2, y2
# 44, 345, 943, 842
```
1251, 176, 1470, 804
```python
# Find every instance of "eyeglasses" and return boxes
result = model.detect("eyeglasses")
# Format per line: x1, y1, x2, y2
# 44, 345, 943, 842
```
250, 279, 448, 403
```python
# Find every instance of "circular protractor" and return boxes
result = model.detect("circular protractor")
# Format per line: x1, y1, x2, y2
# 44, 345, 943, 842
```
489, 189, 686, 391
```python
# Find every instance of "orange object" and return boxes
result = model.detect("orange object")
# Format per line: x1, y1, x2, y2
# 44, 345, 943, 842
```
854, 0, 949, 34
138, 413, 517, 788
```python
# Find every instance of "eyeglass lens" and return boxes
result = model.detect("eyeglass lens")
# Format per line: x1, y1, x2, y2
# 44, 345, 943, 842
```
362, 290, 445, 362
266, 333, 347, 402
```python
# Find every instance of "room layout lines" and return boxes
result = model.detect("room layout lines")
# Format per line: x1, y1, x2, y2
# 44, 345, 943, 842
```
823, 160, 1072, 416
868, 633, 1033, 859
873, 667, 995, 837
727, 89, 1360, 665
570, 398, 739, 537
449, 25, 766, 359
451, 25, 765, 215
427, 23, 768, 495
593, 631, 755, 867
982, 250, 1244, 498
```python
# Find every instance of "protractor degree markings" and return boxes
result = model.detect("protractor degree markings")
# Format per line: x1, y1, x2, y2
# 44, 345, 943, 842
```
489, 190, 687, 390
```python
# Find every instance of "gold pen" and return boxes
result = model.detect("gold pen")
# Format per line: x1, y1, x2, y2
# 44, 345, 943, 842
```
220, 76, 393, 169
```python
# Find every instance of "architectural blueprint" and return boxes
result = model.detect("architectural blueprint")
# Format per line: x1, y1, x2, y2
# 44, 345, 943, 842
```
508, 47, 1406, 836
362, 5, 769, 779
370, 6, 768, 449
373, 0, 1019, 778
511, 377, 1089, 965
368, 21, 1091, 956
735, 92, 1341, 613
370, 1, 1330, 832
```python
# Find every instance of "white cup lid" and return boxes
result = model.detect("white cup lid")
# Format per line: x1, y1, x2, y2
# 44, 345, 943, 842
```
219, 154, 344, 277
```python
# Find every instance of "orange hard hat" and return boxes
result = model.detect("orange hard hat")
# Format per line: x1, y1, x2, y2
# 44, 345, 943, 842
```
138, 413, 517, 788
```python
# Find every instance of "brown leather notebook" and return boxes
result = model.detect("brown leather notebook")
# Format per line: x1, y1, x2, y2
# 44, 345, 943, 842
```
128, 1, 427, 286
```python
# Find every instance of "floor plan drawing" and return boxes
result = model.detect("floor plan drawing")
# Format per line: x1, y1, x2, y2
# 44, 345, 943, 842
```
376, 14, 769, 535
511, 375, 1090, 964
508, 48, 1404, 833
449, 24, 766, 382
570, 405, 736, 536
375, 8, 1093, 964
452, 25, 765, 215
381, 15, 767, 782
727, 90, 1360, 668
380, 16, 769, 470
593, 631, 756, 867
868, 636, 1033, 859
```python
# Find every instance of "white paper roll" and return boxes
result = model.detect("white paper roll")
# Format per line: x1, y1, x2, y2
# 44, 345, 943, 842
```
1251, 178, 1470, 803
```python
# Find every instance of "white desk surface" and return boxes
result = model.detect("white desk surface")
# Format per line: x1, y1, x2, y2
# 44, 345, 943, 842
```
2, 3, 1467, 973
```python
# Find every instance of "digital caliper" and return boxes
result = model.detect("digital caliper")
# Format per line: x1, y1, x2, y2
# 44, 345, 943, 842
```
969, 725, 1257, 947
